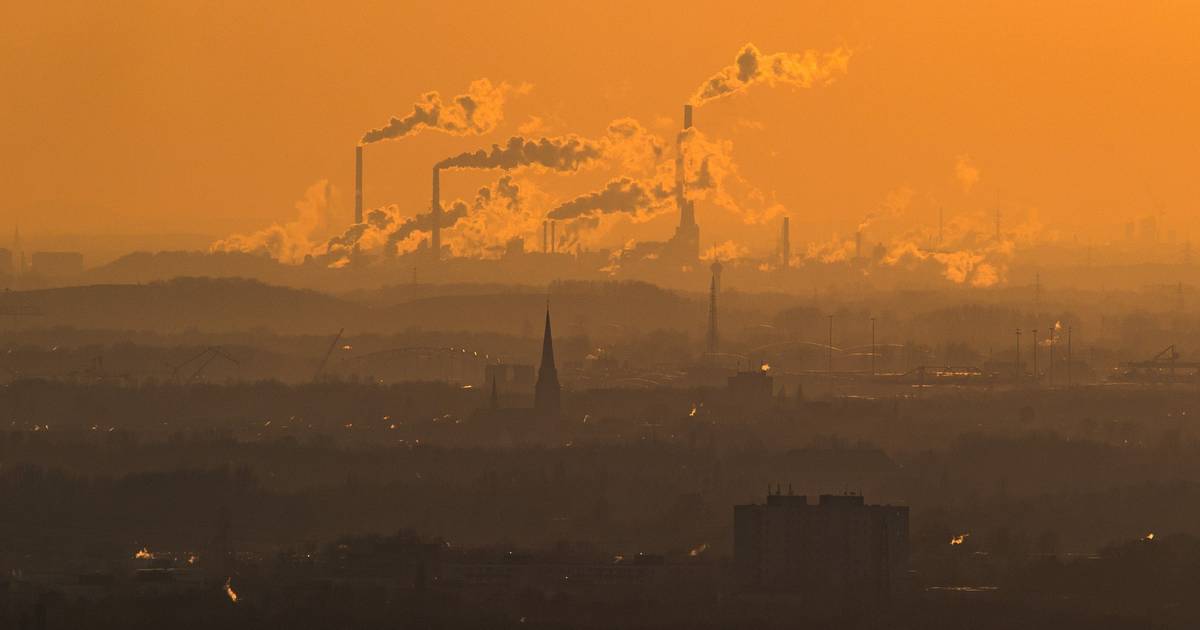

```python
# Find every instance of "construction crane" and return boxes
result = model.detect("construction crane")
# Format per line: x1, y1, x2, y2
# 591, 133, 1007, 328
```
1117, 345, 1200, 383
189, 347, 238, 383
167, 347, 239, 383
313, 328, 344, 382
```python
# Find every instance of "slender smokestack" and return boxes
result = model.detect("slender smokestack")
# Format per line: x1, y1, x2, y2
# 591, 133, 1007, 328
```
677, 105, 696, 230
431, 167, 441, 260
550, 220, 556, 254
354, 145, 363, 224
542, 220, 548, 253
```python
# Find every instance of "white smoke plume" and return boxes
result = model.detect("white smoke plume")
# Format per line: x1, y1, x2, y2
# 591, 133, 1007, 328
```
691, 43, 852, 106
288, 177, 528, 267
300, 120, 662, 264
547, 126, 780, 229
435, 118, 663, 174
702, 240, 749, 261
955, 155, 980, 194
361, 79, 523, 144
805, 235, 857, 264
679, 128, 786, 225
547, 177, 671, 222
209, 180, 337, 264
879, 208, 1042, 288
443, 175, 550, 258
436, 135, 604, 171
348, 175, 548, 260
857, 186, 915, 232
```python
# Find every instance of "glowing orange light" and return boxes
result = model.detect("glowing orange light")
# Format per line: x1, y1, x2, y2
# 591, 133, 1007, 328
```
950, 533, 969, 545
224, 577, 239, 603
134, 547, 152, 559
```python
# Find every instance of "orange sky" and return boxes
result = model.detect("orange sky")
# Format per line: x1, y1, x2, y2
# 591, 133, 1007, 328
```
3, 0, 1199, 260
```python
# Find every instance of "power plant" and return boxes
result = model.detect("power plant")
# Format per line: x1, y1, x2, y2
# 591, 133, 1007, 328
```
352, 103, 705, 267
335, 96, 1016, 292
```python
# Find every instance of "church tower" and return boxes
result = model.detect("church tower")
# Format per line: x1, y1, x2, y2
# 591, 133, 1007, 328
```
534, 304, 561, 416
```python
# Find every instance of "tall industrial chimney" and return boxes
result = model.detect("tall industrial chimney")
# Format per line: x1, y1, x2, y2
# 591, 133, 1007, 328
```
542, 220, 548, 253
668, 104, 700, 261
550, 220, 557, 254
431, 167, 441, 260
677, 104, 696, 230
780, 217, 791, 268
354, 145, 364, 224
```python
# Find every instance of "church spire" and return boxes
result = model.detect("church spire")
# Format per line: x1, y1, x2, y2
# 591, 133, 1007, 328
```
534, 303, 561, 416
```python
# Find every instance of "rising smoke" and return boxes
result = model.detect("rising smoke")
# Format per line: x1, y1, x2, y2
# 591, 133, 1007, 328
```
690, 43, 852, 106
434, 117, 663, 173
211, 41, 1049, 289
880, 206, 1041, 288
310, 120, 665, 263
547, 177, 669, 221
361, 79, 521, 144
210, 180, 337, 264
955, 155, 980, 194
546, 124, 778, 230
856, 186, 916, 234
436, 135, 604, 172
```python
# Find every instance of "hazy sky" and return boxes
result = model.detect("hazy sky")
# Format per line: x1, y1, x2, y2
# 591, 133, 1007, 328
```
4, 0, 1199, 257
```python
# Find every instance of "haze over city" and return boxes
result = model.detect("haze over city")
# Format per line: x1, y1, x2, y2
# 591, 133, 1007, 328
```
3, 2, 1200, 629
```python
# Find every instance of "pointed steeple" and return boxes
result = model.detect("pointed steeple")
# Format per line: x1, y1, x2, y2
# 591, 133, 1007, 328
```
534, 302, 561, 416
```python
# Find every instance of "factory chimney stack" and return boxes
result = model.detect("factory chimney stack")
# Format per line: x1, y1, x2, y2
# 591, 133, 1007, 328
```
666, 104, 701, 260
